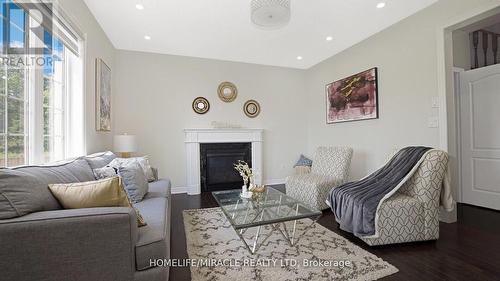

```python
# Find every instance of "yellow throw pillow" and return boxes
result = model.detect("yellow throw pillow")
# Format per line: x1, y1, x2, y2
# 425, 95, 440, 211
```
49, 176, 146, 227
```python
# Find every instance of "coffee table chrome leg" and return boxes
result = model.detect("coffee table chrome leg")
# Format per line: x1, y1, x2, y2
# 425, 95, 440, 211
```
235, 212, 323, 254
251, 226, 262, 253
235, 228, 254, 254
276, 214, 322, 247
239, 204, 252, 235
251, 209, 266, 252
290, 204, 299, 245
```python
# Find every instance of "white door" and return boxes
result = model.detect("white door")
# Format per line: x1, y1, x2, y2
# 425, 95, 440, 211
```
460, 64, 500, 210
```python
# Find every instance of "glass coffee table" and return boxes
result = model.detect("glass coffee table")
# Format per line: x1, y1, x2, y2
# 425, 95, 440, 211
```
212, 187, 322, 254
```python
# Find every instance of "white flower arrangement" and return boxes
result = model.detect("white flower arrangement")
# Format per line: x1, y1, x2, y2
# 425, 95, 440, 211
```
234, 160, 253, 186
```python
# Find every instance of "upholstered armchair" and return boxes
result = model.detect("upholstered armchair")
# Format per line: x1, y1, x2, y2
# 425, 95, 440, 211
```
360, 150, 449, 246
286, 147, 353, 210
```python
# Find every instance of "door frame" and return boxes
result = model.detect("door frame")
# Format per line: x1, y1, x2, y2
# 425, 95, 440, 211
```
452, 67, 464, 203
436, 2, 500, 212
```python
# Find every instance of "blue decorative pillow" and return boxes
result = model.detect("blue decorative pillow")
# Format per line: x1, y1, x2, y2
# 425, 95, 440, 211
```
294, 154, 312, 167
118, 162, 149, 203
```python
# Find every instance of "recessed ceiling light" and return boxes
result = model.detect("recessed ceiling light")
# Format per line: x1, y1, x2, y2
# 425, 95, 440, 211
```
376, 2, 386, 8
296, 56, 303, 60
135, 3, 144, 10
144, 35, 151, 40
326, 36, 333, 41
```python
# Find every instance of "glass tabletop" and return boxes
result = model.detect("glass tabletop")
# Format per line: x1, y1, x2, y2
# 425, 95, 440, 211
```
212, 187, 322, 229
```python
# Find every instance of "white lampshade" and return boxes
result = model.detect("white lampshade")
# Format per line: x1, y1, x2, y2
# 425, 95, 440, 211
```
113, 134, 138, 153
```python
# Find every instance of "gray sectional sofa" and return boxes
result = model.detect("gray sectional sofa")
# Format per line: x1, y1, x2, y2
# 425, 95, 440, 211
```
0, 152, 171, 281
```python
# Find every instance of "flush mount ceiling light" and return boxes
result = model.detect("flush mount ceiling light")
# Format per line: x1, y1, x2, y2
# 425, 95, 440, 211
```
144, 35, 151, 40
135, 3, 144, 10
376, 2, 386, 8
251, 0, 291, 30
296, 56, 303, 60
326, 36, 333, 41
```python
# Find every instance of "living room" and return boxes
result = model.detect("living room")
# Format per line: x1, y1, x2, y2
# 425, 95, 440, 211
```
1, 0, 500, 280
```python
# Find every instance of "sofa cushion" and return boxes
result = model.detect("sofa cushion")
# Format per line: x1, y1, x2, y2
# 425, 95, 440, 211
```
84, 151, 117, 170
134, 197, 168, 271
0, 169, 61, 219
12, 158, 95, 184
144, 179, 171, 199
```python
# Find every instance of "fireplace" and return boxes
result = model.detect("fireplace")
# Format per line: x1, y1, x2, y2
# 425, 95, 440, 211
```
185, 129, 263, 195
200, 143, 252, 192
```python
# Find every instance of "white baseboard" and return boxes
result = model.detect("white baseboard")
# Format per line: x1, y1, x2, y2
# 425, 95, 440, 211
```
171, 186, 189, 194
171, 178, 286, 194
262, 178, 286, 186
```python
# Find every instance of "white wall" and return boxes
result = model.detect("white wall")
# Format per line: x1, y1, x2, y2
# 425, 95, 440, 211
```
113, 50, 307, 188
305, 0, 494, 180
108, 0, 498, 194
59, 0, 116, 154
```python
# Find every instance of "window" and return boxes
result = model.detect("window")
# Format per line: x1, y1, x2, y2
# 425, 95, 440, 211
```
42, 34, 65, 163
0, 1, 83, 167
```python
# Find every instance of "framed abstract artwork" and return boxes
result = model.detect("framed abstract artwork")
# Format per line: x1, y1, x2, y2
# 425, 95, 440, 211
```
326, 67, 378, 124
96, 58, 111, 131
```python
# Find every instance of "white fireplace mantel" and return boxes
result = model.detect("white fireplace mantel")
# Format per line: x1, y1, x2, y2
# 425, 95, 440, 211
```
184, 128, 263, 195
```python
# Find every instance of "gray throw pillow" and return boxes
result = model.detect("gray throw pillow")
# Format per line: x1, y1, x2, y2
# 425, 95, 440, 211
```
0, 169, 61, 219
13, 158, 95, 183
118, 162, 149, 203
294, 154, 313, 167
84, 151, 117, 169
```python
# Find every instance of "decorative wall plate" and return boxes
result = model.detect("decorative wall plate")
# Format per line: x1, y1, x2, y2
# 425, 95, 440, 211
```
192, 97, 210, 114
217, 81, 238, 102
243, 100, 261, 118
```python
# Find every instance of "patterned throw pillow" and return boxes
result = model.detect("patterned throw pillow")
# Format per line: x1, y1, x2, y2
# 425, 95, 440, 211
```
93, 166, 117, 180
108, 156, 155, 182
294, 154, 313, 167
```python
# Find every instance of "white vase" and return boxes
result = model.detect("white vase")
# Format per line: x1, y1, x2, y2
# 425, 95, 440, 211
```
241, 184, 253, 198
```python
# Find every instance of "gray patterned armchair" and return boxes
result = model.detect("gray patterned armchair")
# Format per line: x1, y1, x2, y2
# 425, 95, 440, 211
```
360, 150, 449, 246
286, 147, 353, 210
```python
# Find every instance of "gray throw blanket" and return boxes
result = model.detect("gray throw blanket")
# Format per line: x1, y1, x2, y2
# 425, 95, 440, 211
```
328, 146, 431, 237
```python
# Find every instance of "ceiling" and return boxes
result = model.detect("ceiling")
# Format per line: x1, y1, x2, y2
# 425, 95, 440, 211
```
83, 0, 438, 69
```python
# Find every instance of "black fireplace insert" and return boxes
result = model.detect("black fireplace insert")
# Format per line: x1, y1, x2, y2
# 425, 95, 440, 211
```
200, 142, 252, 192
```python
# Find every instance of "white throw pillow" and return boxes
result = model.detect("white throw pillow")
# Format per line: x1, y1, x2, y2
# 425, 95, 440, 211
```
108, 156, 155, 182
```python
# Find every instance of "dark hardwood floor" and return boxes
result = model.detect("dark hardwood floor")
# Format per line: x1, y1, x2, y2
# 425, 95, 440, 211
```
169, 186, 500, 281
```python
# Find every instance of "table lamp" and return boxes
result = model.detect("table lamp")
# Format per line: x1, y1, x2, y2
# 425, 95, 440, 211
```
113, 134, 137, 158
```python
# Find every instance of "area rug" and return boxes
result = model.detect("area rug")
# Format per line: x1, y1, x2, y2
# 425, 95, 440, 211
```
183, 208, 398, 281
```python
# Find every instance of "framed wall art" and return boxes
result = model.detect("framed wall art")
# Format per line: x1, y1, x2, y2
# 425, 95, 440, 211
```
192, 97, 210, 114
243, 100, 260, 118
326, 67, 378, 124
96, 58, 112, 131
217, 81, 238, 102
